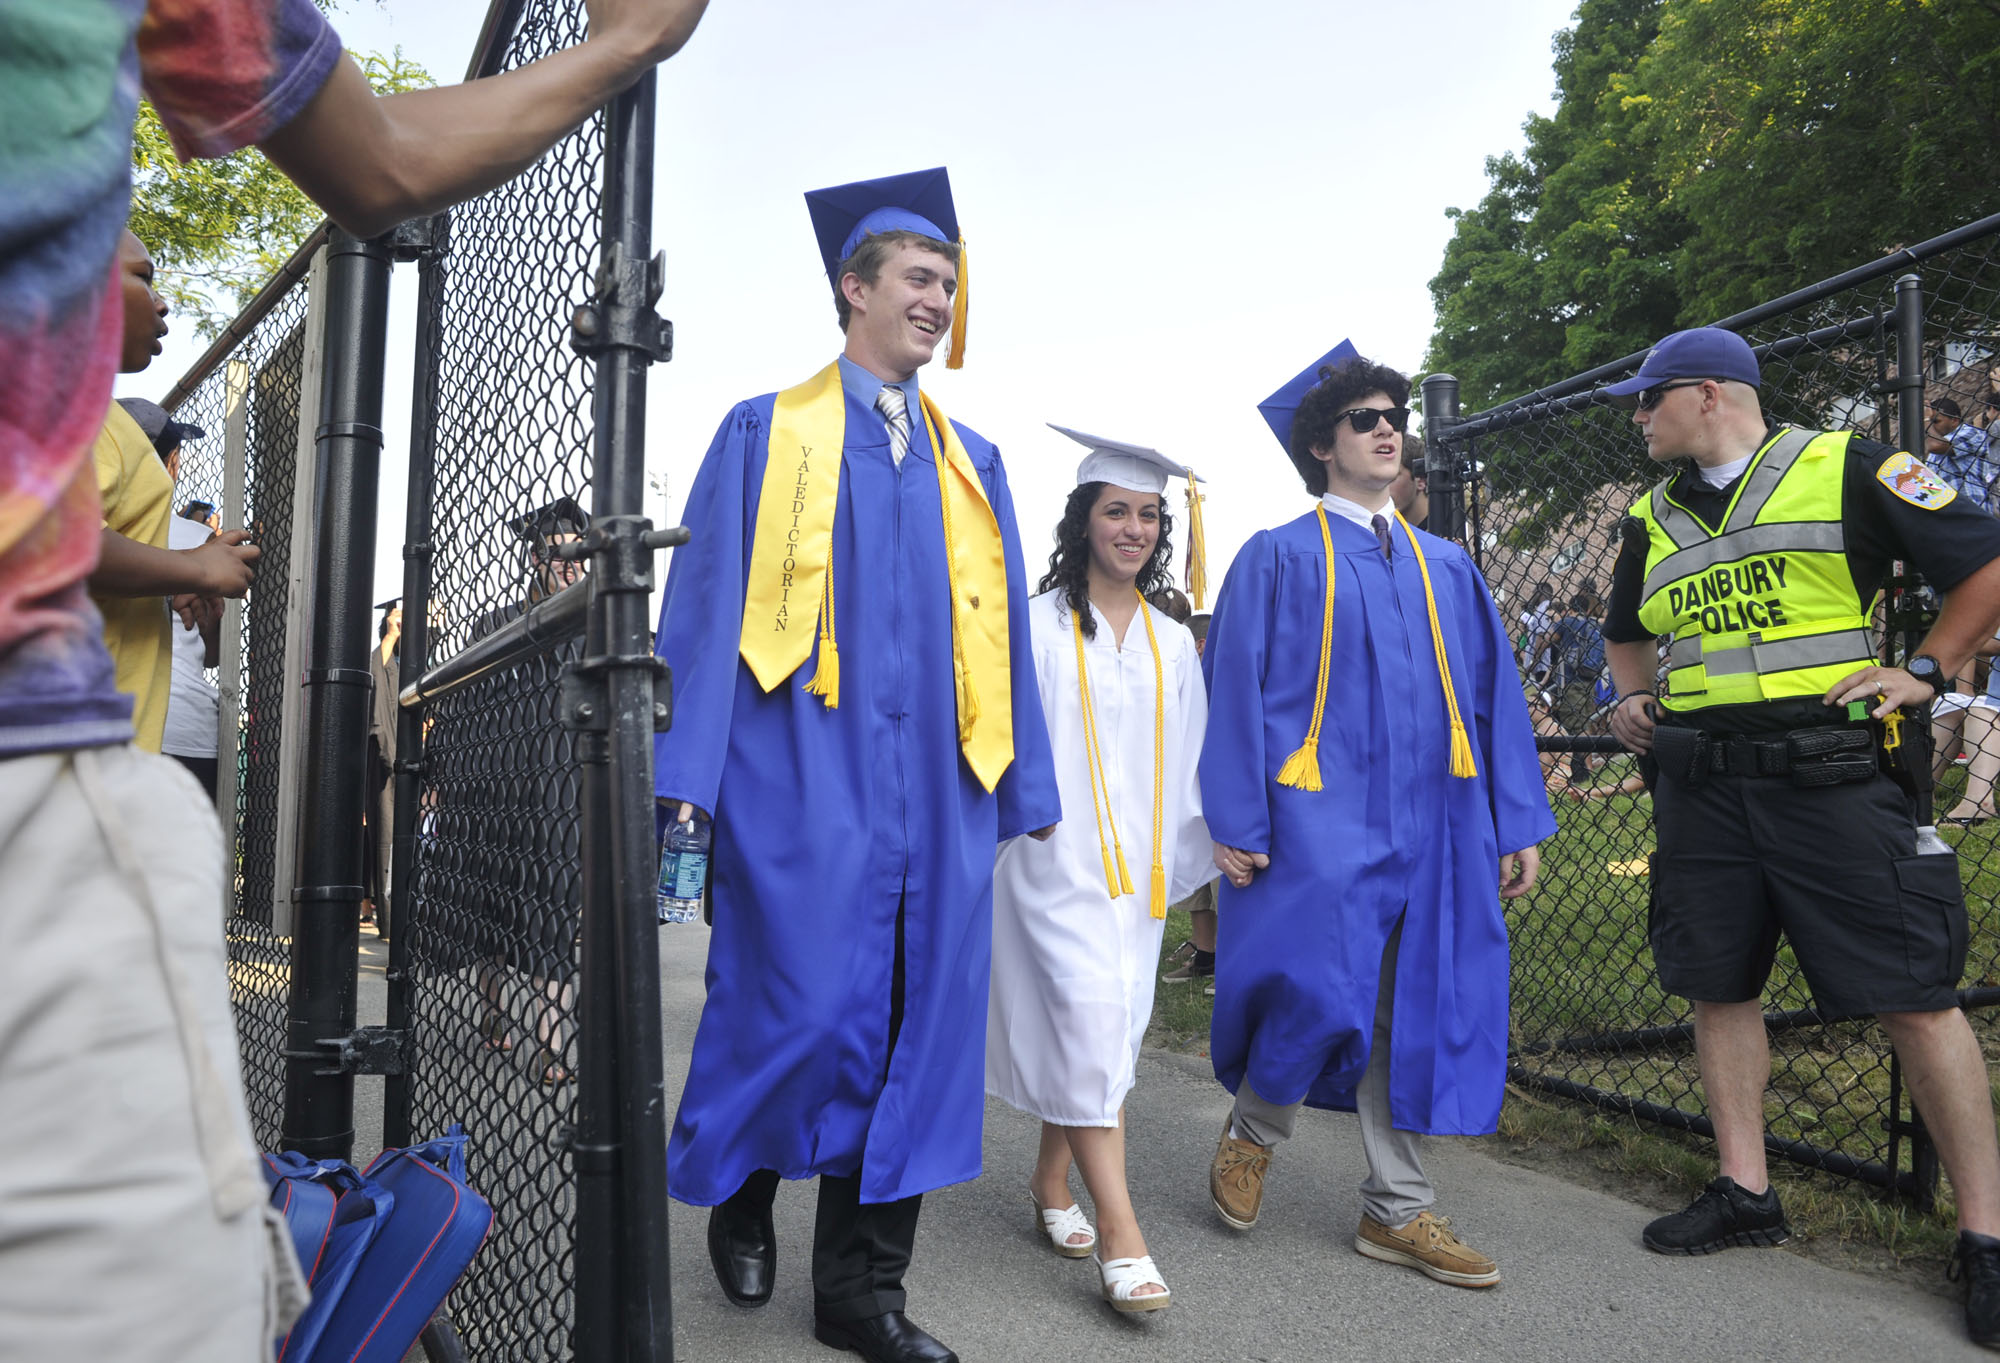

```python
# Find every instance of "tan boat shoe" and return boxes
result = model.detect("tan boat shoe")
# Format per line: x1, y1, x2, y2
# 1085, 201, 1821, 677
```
1209, 1117, 1272, 1230
1355, 1210, 1499, 1288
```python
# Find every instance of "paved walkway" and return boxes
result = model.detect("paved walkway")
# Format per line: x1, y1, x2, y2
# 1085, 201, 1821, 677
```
649, 924, 1987, 1363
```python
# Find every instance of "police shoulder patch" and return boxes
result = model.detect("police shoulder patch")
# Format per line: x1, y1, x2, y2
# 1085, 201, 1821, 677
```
1876, 452, 1957, 509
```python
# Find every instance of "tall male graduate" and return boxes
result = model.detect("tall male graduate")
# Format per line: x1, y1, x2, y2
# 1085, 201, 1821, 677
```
1201, 349, 1555, 1287
650, 167, 1060, 1363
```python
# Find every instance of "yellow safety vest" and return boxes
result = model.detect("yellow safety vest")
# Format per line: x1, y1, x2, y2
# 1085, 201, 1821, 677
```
1632, 427, 1877, 711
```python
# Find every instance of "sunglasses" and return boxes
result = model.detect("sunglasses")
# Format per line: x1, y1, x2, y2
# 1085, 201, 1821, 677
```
1333, 406, 1411, 434
1634, 379, 1708, 411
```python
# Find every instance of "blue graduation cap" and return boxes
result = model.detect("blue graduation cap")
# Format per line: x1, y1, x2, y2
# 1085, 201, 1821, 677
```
805, 167, 960, 288
805, 167, 968, 367
1258, 338, 1359, 456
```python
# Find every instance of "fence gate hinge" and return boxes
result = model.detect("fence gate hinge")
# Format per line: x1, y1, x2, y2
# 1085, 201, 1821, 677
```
313, 1026, 411, 1077
570, 241, 673, 363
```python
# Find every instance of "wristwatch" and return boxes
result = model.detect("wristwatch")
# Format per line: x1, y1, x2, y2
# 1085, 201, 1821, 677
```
1906, 654, 1948, 698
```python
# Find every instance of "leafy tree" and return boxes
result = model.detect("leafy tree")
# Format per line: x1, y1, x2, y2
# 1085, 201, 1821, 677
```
1641, 0, 2000, 323
130, 19, 431, 339
1427, 0, 2000, 410
1425, 0, 1677, 410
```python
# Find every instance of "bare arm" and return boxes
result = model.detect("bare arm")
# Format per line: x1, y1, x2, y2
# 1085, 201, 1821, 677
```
261, 0, 709, 238
92, 529, 258, 599
1828, 556, 2000, 717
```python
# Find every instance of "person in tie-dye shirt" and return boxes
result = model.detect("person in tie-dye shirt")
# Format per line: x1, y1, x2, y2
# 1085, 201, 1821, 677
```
0, 2, 710, 1357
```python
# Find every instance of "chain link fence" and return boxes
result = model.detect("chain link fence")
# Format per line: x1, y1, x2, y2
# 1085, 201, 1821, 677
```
164, 241, 323, 1147
1429, 212, 2000, 1201
385, 3, 614, 1357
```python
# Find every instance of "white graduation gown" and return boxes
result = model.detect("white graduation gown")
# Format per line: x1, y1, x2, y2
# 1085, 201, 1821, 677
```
987, 590, 1218, 1126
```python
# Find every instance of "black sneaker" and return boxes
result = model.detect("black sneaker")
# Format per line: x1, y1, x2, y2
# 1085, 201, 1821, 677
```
1641, 1177, 1790, 1255
1950, 1231, 2000, 1348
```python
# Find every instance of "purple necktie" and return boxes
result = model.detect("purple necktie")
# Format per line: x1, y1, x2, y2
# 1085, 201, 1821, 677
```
1371, 513, 1394, 558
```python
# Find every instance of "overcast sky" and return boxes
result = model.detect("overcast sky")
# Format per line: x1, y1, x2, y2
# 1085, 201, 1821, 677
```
125, 0, 1584, 615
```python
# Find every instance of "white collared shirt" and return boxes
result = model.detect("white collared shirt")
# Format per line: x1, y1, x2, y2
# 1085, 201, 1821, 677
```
1320, 490, 1397, 533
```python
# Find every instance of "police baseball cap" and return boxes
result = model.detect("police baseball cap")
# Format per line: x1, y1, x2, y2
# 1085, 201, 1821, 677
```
1602, 327, 1761, 406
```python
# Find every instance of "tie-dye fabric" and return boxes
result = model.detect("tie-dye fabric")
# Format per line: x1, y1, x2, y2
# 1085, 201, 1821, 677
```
0, 0, 339, 756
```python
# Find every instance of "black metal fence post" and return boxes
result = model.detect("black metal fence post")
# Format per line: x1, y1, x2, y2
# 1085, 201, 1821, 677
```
1888, 268, 1943, 1207
282, 226, 394, 1160
1421, 372, 1465, 542
384, 214, 449, 1153
563, 65, 678, 1363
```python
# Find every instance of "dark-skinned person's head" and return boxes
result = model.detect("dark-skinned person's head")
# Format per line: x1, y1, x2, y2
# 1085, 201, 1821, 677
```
117, 230, 169, 373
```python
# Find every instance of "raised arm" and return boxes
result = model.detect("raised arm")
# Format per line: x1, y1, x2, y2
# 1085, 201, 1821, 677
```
260, 0, 709, 238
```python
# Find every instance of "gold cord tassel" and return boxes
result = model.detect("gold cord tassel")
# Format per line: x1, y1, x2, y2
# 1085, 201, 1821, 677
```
802, 541, 839, 707
946, 236, 969, 370
1397, 513, 1478, 779
1277, 506, 1338, 791
1183, 472, 1209, 611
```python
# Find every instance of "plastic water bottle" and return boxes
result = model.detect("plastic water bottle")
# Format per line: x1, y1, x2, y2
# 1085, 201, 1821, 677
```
1915, 824, 1954, 856
657, 807, 710, 924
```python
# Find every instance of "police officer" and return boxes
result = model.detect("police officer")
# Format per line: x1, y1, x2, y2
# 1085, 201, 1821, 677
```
1601, 328, 2000, 1350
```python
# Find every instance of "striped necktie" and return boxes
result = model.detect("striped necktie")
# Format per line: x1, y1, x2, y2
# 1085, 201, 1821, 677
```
875, 385, 911, 467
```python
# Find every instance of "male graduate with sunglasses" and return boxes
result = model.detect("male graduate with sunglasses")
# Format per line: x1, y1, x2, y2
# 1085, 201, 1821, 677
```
649, 168, 1058, 1363
1600, 327, 2000, 1347
1200, 347, 1553, 1288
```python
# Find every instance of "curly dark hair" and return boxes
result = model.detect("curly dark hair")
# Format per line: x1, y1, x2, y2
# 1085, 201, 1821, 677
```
1038, 482, 1176, 638
1286, 357, 1411, 496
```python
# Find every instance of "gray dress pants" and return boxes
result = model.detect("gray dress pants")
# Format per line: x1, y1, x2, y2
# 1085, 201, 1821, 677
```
1229, 917, 1433, 1227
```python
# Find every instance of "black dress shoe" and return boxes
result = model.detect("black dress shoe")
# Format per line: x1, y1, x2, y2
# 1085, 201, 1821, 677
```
707, 1202, 775, 1307
813, 1311, 958, 1363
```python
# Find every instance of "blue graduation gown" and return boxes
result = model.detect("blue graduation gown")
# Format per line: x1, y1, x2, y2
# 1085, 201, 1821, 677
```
653, 379, 1060, 1206
1199, 511, 1554, 1135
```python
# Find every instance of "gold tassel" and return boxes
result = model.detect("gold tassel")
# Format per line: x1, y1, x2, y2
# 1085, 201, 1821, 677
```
1115, 847, 1135, 897
1150, 864, 1167, 920
802, 543, 839, 707
1449, 719, 1477, 777
1277, 507, 1338, 792
1275, 738, 1324, 792
1183, 472, 1208, 611
1098, 844, 1120, 900
946, 236, 969, 369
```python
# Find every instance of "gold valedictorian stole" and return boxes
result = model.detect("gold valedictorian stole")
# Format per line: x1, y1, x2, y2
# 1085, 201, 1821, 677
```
739, 362, 1015, 790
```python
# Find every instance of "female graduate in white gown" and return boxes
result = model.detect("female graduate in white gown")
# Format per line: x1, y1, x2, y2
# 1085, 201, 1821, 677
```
988, 429, 1217, 1312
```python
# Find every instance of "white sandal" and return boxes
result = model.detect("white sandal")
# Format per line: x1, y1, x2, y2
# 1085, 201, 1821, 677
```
1030, 1193, 1096, 1258
1094, 1252, 1171, 1313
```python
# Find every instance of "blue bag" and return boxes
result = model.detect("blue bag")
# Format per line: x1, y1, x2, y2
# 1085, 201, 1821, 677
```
310, 1124, 495, 1363
261, 1153, 393, 1363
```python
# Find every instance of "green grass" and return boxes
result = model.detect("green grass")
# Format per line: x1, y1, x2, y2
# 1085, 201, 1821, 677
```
1150, 770, 2000, 1268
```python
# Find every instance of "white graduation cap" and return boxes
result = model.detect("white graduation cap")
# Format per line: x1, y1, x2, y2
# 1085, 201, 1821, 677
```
1048, 423, 1211, 609
1049, 423, 1204, 494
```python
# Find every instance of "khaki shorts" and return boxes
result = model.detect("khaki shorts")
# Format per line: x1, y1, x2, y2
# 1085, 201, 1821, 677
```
0, 746, 301, 1360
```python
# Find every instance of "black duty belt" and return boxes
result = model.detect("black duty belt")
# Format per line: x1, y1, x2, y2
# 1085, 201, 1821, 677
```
1651, 722, 1877, 790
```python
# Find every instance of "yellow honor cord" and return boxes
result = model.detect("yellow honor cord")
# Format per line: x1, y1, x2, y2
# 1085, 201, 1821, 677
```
1137, 592, 1168, 919
946, 236, 968, 370
1071, 610, 1130, 898
1070, 595, 1168, 911
1276, 506, 1337, 792
1183, 472, 1209, 611
1395, 513, 1478, 779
